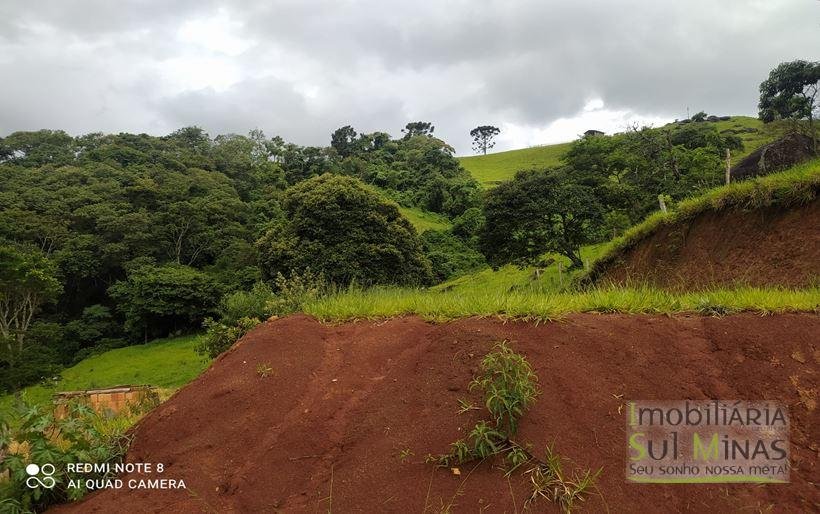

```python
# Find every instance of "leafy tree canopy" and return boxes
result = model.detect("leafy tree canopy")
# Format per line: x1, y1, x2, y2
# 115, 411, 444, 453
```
257, 174, 433, 286
480, 169, 604, 269
470, 125, 501, 155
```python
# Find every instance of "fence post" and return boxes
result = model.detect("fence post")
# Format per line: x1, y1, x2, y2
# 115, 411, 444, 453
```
725, 148, 731, 184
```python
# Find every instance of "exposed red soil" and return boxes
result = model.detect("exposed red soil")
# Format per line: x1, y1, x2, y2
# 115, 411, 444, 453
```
54, 313, 819, 513
596, 199, 820, 289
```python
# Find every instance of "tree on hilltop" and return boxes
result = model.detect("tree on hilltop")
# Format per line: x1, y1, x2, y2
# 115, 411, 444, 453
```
470, 125, 501, 155
759, 60, 820, 153
402, 121, 435, 139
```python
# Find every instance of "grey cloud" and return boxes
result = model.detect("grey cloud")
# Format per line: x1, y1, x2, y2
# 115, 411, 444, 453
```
0, 0, 817, 153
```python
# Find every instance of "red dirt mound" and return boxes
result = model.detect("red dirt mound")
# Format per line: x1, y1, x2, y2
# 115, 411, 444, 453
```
595, 199, 820, 289
54, 314, 818, 513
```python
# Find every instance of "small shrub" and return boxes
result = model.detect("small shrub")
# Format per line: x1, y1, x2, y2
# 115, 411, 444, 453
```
469, 341, 539, 436
266, 269, 328, 316
431, 343, 600, 513
195, 317, 260, 359
219, 282, 276, 325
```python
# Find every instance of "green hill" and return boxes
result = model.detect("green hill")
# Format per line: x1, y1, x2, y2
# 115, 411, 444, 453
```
0, 334, 208, 413
459, 142, 573, 187
458, 116, 787, 188
398, 206, 452, 232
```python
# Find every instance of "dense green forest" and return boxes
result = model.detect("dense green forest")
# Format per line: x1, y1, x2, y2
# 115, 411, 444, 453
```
3, 54, 817, 393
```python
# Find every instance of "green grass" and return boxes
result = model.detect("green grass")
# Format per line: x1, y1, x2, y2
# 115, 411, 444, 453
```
583, 158, 820, 283
0, 334, 208, 415
709, 116, 792, 165
303, 285, 819, 322
435, 244, 609, 295
398, 206, 452, 232
459, 142, 573, 187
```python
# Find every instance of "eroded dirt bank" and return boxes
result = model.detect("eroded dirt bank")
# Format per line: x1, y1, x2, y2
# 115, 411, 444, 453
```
54, 314, 819, 513
595, 199, 820, 289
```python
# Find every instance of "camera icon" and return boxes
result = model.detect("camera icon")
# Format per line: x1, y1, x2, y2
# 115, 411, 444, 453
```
25, 463, 56, 489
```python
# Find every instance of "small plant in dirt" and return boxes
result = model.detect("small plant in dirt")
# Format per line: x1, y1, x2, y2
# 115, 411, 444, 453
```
256, 362, 273, 378
456, 398, 479, 414
398, 448, 414, 462
432, 341, 601, 513
525, 444, 602, 513
469, 341, 539, 436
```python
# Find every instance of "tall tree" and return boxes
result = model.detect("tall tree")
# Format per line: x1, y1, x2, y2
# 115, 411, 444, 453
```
470, 125, 501, 155
480, 169, 603, 269
330, 125, 359, 158
256, 174, 433, 286
759, 60, 820, 153
401, 121, 435, 139
0, 245, 62, 364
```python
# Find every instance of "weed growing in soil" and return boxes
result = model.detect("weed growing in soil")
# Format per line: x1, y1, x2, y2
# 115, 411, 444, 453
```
256, 362, 273, 378
526, 444, 602, 513
456, 399, 479, 414
432, 342, 600, 512
469, 342, 539, 435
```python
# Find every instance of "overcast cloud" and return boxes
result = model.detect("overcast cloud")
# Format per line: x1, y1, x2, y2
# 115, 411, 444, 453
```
0, 0, 817, 154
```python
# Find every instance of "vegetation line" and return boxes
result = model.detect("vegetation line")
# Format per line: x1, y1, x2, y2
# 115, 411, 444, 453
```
303, 286, 819, 322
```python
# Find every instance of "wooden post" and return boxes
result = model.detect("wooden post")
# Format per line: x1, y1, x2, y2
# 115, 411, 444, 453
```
725, 148, 731, 185
658, 194, 668, 213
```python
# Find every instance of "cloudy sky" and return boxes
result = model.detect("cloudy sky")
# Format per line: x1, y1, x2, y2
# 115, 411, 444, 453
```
0, 1, 817, 155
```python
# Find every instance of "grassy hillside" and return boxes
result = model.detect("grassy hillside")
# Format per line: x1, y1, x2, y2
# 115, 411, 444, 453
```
398, 206, 452, 232
434, 243, 609, 294
459, 142, 573, 187
302, 159, 820, 321
709, 116, 790, 164
0, 334, 208, 413
458, 116, 787, 187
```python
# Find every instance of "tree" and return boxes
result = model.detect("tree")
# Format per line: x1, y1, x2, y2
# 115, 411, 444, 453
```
330, 125, 359, 158
480, 170, 603, 269
470, 125, 501, 155
759, 60, 820, 153
108, 264, 222, 341
0, 245, 62, 364
402, 121, 435, 139
420, 230, 486, 282
256, 174, 433, 286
